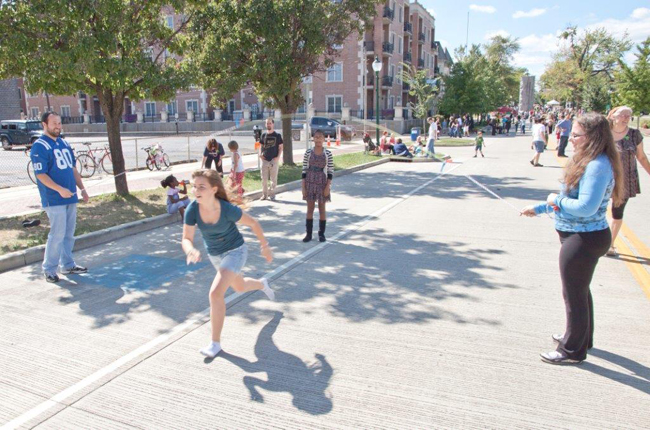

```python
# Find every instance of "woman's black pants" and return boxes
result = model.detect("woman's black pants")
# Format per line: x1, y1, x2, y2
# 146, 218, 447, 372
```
205, 157, 223, 176
556, 228, 611, 360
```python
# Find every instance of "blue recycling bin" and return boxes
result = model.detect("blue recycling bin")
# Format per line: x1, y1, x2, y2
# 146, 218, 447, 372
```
410, 127, 422, 142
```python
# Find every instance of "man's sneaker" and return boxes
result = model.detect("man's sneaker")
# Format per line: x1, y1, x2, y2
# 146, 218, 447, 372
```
260, 195, 268, 201
552, 334, 564, 343
540, 350, 583, 365
270, 195, 276, 201
61, 265, 88, 275
45, 273, 59, 283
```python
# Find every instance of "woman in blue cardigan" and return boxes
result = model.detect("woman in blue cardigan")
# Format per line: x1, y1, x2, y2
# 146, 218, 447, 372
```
521, 113, 624, 365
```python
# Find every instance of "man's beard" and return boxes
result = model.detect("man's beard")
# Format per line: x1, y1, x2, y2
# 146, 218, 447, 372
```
47, 127, 61, 137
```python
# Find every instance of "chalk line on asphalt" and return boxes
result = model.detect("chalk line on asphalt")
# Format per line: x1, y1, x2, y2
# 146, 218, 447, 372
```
2, 161, 463, 430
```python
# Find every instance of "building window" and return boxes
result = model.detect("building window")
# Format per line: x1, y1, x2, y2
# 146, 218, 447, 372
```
166, 101, 177, 115
186, 100, 199, 113
17, 88, 22, 100
326, 63, 343, 82
60, 105, 71, 118
390, 64, 395, 78
145, 101, 156, 117
398, 36, 402, 54
389, 95, 395, 109
165, 16, 173, 29
399, 6, 403, 22
397, 64, 402, 84
326, 96, 342, 113
30, 107, 39, 118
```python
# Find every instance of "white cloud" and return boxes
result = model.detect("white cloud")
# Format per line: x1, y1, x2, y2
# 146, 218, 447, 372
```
469, 4, 496, 14
427, 8, 436, 18
484, 30, 510, 40
631, 7, 650, 19
513, 8, 546, 19
586, 8, 650, 43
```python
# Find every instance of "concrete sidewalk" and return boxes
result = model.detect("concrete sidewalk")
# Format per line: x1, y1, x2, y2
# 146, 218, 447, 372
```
1, 134, 649, 428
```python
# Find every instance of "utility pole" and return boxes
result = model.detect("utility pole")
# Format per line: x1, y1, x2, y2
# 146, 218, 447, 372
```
466, 12, 470, 47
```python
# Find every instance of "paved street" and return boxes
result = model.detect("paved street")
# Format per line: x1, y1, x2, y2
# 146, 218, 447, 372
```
1, 132, 649, 429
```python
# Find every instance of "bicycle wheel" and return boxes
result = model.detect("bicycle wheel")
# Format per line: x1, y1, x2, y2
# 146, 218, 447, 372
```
76, 153, 96, 178
162, 153, 170, 169
146, 157, 155, 171
101, 153, 114, 175
27, 160, 36, 184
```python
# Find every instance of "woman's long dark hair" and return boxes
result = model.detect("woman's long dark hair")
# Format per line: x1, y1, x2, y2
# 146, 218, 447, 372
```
563, 113, 624, 206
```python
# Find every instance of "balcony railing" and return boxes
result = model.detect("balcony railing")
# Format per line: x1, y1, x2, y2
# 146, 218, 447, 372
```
363, 40, 375, 52
382, 76, 394, 87
382, 42, 394, 54
404, 52, 412, 63
383, 6, 394, 20
418, 58, 425, 68
404, 22, 412, 33
402, 82, 410, 91
431, 41, 436, 49
418, 33, 426, 42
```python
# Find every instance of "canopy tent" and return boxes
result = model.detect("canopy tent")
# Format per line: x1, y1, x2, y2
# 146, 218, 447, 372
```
546, 100, 560, 106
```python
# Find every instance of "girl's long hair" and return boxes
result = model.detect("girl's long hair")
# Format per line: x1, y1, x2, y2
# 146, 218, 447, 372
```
206, 138, 217, 150
563, 113, 624, 206
191, 169, 246, 207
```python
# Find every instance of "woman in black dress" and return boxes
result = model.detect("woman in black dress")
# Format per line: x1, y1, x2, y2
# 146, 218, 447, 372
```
301, 130, 334, 243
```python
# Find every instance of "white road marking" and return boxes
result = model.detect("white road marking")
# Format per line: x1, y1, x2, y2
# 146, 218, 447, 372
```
2, 161, 462, 430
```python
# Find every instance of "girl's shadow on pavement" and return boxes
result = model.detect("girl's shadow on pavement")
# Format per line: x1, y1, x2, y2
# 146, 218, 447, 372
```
207, 311, 334, 415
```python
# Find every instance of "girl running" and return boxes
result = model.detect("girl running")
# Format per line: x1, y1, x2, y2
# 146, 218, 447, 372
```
227, 140, 246, 196
182, 169, 275, 358
161, 174, 190, 218
301, 130, 333, 243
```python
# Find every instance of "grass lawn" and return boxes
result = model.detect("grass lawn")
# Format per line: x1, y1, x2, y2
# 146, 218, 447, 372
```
435, 138, 474, 146
0, 152, 382, 256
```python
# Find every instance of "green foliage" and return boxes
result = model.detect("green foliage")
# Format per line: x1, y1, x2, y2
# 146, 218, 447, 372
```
581, 75, 611, 113
439, 37, 522, 116
0, 0, 194, 195
540, 26, 631, 106
399, 63, 438, 124
614, 37, 650, 114
187, 0, 382, 164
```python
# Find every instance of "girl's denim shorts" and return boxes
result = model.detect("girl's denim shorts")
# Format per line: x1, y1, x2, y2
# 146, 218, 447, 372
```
208, 244, 248, 274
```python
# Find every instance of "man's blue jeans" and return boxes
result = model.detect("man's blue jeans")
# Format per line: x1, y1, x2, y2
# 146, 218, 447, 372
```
43, 204, 77, 275
427, 138, 435, 156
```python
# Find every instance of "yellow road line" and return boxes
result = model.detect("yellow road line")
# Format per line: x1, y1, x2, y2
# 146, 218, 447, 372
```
614, 234, 650, 300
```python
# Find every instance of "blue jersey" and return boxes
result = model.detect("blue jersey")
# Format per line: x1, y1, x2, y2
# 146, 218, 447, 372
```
30, 135, 79, 207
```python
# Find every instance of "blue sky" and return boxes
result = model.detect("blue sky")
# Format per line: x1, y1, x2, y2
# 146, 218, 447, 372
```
422, 1, 650, 79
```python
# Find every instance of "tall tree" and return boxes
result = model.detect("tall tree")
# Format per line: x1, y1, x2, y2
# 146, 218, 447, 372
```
482, 35, 522, 110
187, 0, 382, 165
439, 45, 487, 116
399, 63, 438, 130
540, 26, 631, 106
0, 1, 193, 195
614, 37, 650, 115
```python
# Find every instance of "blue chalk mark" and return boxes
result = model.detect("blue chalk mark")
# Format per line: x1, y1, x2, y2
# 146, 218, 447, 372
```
80, 254, 208, 291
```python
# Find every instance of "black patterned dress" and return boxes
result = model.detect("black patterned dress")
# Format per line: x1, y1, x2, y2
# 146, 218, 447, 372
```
303, 150, 331, 203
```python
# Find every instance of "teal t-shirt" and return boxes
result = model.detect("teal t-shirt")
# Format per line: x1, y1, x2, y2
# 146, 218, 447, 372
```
184, 199, 244, 256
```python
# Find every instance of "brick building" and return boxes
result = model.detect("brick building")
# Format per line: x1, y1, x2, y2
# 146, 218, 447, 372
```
0, 78, 26, 121
23, 1, 443, 124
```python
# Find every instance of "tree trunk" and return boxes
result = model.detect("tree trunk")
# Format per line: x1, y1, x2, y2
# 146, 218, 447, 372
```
281, 110, 294, 166
98, 90, 128, 195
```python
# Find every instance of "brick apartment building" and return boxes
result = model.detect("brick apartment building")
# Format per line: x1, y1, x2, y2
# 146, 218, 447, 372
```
23, 1, 445, 124
0, 78, 26, 121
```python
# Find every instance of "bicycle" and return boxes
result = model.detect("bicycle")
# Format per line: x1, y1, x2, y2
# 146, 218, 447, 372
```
75, 142, 113, 178
143, 144, 170, 171
26, 148, 36, 184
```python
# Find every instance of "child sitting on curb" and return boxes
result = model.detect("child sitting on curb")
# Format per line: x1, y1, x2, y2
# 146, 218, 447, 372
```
161, 174, 190, 218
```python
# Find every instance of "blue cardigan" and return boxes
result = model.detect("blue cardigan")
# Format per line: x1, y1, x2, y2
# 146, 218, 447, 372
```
534, 154, 614, 232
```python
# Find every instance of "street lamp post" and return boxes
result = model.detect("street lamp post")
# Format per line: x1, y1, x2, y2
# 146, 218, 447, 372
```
372, 56, 382, 146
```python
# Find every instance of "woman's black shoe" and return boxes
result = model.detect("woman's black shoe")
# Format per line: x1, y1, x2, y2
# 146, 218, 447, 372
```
302, 219, 313, 243
318, 220, 326, 242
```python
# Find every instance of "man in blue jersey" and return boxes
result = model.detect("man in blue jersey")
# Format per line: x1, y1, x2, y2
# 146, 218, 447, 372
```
31, 112, 89, 283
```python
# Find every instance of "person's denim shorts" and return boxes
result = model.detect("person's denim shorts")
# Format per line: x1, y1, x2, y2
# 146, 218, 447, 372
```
208, 244, 248, 274
533, 140, 545, 153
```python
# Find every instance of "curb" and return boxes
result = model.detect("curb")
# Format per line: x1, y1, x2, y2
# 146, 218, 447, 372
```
0, 157, 389, 274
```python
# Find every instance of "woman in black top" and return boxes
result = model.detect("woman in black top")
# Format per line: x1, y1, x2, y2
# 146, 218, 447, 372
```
202, 138, 225, 177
